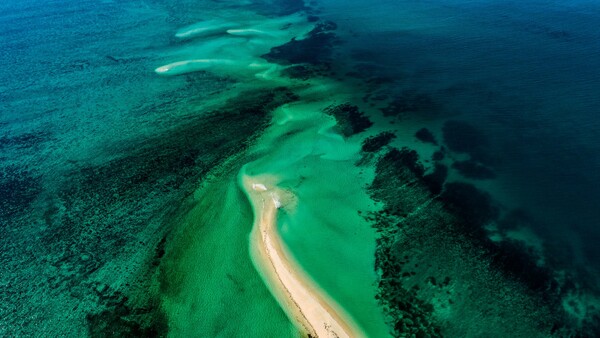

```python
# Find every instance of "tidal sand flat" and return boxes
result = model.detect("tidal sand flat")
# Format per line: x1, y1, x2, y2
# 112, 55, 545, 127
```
242, 174, 364, 338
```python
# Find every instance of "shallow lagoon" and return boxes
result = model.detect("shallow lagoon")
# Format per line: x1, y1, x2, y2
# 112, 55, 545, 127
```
2, 0, 600, 336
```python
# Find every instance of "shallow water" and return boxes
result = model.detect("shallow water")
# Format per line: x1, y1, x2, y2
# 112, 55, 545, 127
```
3, 0, 600, 336
242, 96, 391, 337
159, 167, 299, 337
0, 0, 304, 335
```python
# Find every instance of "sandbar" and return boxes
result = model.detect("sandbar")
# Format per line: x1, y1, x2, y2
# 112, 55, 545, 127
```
242, 174, 365, 338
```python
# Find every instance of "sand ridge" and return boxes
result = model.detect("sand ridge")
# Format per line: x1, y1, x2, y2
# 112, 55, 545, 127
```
241, 174, 366, 338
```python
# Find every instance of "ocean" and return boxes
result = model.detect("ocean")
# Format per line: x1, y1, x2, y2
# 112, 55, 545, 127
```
1, 0, 599, 336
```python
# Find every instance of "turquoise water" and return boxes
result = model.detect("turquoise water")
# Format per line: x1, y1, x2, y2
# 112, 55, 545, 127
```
159, 166, 299, 337
241, 97, 391, 336
3, 0, 600, 336
0, 0, 290, 335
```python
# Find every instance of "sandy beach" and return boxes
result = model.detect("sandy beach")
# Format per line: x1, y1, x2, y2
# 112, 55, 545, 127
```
242, 175, 365, 338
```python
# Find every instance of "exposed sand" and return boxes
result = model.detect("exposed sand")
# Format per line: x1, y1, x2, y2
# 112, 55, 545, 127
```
242, 174, 366, 338
155, 59, 236, 75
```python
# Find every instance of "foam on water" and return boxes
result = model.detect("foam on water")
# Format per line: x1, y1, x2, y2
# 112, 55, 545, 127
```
175, 20, 239, 39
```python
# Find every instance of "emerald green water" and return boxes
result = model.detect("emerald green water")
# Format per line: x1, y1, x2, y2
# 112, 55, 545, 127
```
154, 5, 392, 332
243, 98, 391, 337
0, 0, 391, 334
160, 163, 300, 337
161, 86, 390, 336
4, 0, 599, 335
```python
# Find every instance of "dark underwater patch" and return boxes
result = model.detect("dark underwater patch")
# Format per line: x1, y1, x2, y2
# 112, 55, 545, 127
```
423, 163, 448, 195
85, 281, 167, 338
452, 159, 496, 179
361, 131, 396, 153
442, 120, 493, 164
381, 91, 438, 118
442, 120, 487, 152
487, 240, 558, 293
281, 64, 331, 80
1, 87, 298, 337
369, 148, 429, 217
415, 127, 437, 145
374, 149, 570, 312
362, 142, 572, 336
440, 182, 499, 236
368, 148, 445, 337
379, 147, 425, 177
432, 149, 445, 161
346, 63, 396, 90
0, 131, 51, 150
324, 103, 373, 137
0, 165, 42, 219
261, 21, 340, 65
307, 15, 319, 22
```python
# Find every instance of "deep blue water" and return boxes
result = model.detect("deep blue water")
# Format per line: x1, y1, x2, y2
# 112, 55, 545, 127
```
321, 0, 600, 278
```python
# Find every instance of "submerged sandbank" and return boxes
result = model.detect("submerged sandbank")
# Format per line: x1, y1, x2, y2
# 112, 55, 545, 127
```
241, 173, 366, 338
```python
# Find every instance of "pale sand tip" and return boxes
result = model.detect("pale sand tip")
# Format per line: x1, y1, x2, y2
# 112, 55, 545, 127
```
252, 183, 268, 191
270, 192, 282, 209
175, 21, 237, 39
155, 66, 171, 74
154, 59, 237, 76
227, 28, 270, 37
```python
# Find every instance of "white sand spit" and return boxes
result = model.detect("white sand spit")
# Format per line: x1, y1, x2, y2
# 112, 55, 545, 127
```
242, 174, 366, 338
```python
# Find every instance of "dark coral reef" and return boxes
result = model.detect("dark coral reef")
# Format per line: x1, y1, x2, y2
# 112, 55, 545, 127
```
381, 91, 438, 119
262, 20, 340, 65
0, 87, 297, 337
362, 131, 396, 153
365, 143, 570, 337
415, 128, 437, 145
324, 103, 373, 137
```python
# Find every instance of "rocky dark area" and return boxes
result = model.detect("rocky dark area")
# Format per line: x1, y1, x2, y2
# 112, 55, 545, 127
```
0, 166, 42, 220
431, 150, 445, 162
324, 103, 373, 137
415, 128, 437, 145
381, 91, 438, 118
0, 87, 297, 337
362, 131, 396, 153
442, 120, 493, 165
365, 144, 567, 337
262, 21, 340, 65
452, 159, 496, 179
281, 64, 332, 80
